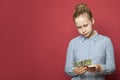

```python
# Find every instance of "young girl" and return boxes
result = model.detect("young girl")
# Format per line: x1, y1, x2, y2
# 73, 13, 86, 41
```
64, 3, 115, 80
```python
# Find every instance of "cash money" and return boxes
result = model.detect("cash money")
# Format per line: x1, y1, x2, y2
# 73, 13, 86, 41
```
74, 59, 91, 67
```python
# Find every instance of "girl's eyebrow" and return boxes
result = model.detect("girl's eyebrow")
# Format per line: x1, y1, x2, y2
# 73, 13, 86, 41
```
76, 26, 81, 28
76, 23, 89, 27
83, 23, 89, 26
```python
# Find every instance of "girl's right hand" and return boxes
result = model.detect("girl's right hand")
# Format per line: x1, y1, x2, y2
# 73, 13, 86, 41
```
73, 66, 87, 75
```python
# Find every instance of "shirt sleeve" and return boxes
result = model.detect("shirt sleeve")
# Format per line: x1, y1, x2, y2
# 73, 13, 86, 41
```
64, 41, 78, 77
100, 38, 116, 75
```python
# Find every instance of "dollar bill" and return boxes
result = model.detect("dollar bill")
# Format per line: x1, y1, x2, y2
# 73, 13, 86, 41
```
84, 59, 91, 66
74, 61, 81, 67
74, 59, 91, 67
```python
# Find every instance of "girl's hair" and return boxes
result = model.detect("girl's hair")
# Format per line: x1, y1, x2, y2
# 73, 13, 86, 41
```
73, 3, 93, 20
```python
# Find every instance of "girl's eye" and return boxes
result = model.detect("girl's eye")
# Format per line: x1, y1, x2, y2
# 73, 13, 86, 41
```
77, 27, 81, 29
83, 24, 88, 27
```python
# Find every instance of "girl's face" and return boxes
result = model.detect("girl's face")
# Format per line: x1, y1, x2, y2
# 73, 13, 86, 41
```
74, 13, 95, 38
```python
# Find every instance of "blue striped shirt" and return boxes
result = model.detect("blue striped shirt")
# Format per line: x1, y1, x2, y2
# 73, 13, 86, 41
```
64, 31, 115, 80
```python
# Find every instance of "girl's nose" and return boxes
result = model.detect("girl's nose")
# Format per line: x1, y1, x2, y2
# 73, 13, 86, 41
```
82, 28, 86, 33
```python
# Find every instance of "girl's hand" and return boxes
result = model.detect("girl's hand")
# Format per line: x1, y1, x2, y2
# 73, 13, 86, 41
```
87, 64, 102, 73
73, 66, 87, 75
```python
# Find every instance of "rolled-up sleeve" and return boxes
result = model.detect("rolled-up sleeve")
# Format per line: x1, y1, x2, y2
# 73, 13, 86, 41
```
101, 38, 116, 75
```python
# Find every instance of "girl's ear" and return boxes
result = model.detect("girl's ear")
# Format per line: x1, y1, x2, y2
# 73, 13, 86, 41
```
92, 18, 95, 24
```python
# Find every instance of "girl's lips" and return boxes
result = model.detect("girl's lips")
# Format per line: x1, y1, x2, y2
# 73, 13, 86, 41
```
83, 33, 88, 35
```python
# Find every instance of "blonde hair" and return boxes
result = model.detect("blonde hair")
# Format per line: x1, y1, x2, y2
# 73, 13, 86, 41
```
73, 3, 93, 20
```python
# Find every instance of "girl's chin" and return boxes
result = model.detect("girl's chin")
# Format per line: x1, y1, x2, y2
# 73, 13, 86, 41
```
82, 34, 89, 38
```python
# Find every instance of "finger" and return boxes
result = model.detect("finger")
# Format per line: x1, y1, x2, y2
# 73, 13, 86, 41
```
73, 67, 80, 74
78, 69, 87, 74
77, 68, 87, 73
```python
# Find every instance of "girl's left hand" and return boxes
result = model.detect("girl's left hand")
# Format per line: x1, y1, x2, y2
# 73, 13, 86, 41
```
87, 64, 102, 73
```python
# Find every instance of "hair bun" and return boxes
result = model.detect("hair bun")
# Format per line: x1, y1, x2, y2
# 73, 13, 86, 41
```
73, 3, 93, 20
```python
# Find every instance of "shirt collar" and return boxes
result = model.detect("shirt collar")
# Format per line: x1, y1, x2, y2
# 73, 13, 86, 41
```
79, 30, 99, 42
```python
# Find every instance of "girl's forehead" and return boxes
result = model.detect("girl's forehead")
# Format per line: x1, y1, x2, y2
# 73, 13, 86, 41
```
75, 15, 90, 26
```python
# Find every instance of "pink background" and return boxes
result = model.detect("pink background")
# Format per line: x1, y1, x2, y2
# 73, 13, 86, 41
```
0, 0, 120, 80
